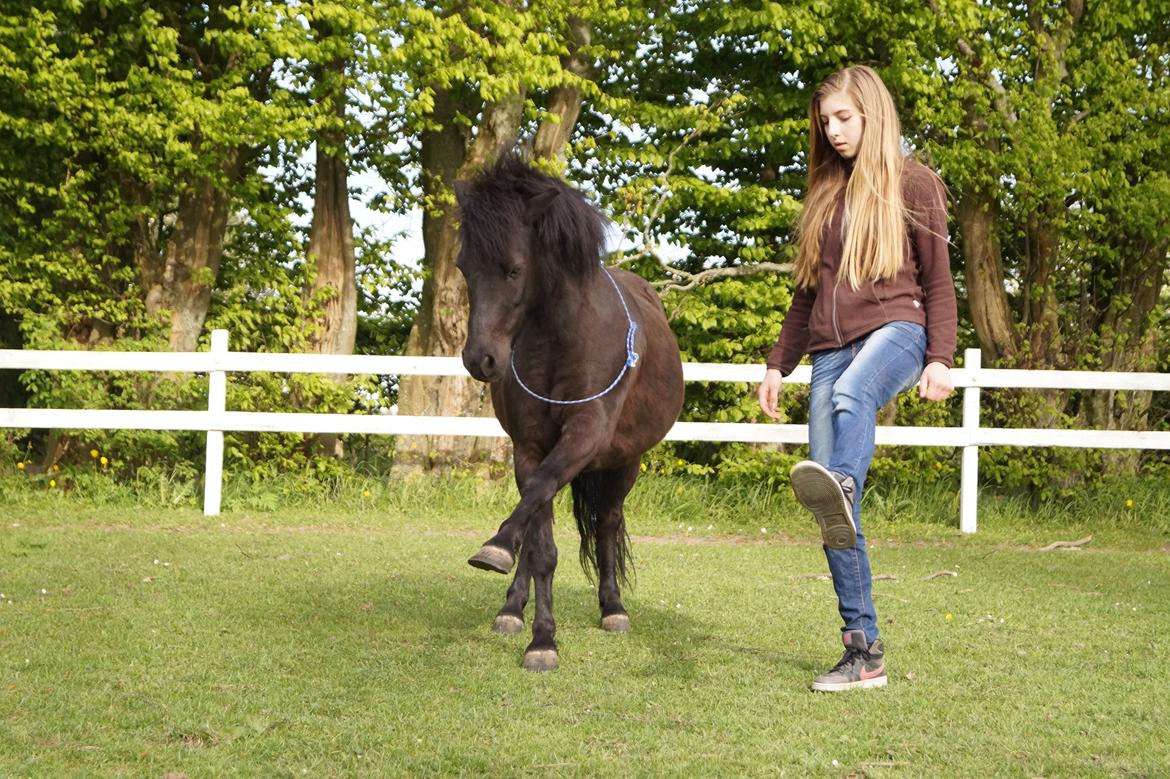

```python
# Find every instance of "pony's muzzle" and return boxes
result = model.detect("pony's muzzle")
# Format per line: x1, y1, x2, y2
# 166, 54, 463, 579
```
462, 347, 503, 383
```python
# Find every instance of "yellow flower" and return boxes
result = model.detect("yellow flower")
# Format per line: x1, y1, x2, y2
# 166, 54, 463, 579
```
945, 613, 954, 622
639, 462, 647, 472
90, 449, 99, 458
16, 462, 24, 471
362, 490, 371, 498
1125, 499, 1134, 508
100, 457, 108, 466
52, 464, 60, 472
49, 479, 57, 489
934, 461, 943, 470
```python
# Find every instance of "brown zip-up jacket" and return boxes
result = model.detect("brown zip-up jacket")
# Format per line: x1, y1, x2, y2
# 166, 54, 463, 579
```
766, 159, 957, 375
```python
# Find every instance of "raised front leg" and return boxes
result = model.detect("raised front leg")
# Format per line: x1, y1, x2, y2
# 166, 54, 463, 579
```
521, 516, 559, 671
469, 416, 604, 574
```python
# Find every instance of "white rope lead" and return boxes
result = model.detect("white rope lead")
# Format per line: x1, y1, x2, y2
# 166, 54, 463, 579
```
509, 264, 639, 405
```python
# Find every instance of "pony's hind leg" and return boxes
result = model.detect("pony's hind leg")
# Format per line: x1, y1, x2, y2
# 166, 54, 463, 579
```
493, 537, 534, 635
521, 515, 559, 671
594, 463, 640, 632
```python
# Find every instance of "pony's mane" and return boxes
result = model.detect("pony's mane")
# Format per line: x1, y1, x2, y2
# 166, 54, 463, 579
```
458, 155, 605, 281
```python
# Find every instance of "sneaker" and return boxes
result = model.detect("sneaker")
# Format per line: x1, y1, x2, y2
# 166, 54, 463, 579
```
790, 460, 857, 549
811, 630, 887, 692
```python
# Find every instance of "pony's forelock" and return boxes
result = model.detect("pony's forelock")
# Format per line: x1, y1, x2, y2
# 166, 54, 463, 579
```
458, 156, 605, 282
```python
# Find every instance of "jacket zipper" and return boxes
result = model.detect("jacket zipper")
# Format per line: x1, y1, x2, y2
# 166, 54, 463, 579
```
832, 199, 848, 347
832, 281, 844, 347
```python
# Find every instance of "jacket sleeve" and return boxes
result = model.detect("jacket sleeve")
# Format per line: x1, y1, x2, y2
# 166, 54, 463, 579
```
765, 285, 815, 376
907, 166, 958, 368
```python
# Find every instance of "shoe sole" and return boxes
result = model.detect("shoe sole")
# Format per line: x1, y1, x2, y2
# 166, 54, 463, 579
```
790, 461, 856, 550
811, 675, 888, 692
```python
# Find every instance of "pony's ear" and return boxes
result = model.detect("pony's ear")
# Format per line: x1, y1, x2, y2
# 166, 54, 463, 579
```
524, 188, 561, 224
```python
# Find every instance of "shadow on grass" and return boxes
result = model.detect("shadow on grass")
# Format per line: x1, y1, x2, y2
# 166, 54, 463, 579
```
210, 558, 819, 685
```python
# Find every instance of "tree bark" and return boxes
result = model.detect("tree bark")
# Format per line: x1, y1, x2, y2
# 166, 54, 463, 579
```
956, 189, 1018, 364
395, 91, 525, 475
1079, 237, 1167, 472
532, 17, 590, 165
142, 149, 243, 353
302, 22, 359, 458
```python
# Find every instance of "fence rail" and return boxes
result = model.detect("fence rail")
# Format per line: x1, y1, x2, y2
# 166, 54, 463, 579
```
3, 330, 1169, 528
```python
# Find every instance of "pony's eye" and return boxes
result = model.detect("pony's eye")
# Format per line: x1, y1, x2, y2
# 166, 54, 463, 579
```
507, 267, 520, 280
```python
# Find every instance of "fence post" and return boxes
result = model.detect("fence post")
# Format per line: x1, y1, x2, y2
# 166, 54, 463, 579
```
204, 329, 228, 516
960, 347, 981, 533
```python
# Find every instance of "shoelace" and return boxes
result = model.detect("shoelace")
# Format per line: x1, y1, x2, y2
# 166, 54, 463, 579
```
829, 648, 868, 674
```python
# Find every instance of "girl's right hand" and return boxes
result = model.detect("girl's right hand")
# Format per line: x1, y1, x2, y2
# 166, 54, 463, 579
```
757, 368, 784, 420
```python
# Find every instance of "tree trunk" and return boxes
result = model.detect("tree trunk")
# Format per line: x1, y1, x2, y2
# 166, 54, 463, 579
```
1078, 238, 1167, 473
302, 25, 358, 458
394, 91, 525, 475
532, 17, 590, 165
306, 144, 357, 359
142, 150, 242, 353
394, 13, 593, 475
955, 189, 1018, 364
1022, 209, 1065, 369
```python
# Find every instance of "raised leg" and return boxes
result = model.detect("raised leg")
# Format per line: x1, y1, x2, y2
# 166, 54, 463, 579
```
521, 516, 559, 671
469, 415, 603, 574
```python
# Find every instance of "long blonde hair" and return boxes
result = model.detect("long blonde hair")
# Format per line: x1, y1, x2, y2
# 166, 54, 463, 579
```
794, 65, 906, 291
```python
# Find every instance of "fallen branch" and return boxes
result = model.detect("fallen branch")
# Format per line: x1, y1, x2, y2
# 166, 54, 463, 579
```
1038, 535, 1092, 552
874, 574, 899, 581
922, 570, 958, 580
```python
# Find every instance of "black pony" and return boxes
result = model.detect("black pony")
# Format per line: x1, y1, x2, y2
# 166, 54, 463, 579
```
455, 157, 684, 671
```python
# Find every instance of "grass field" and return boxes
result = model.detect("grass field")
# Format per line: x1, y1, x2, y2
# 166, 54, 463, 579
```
2, 475, 1168, 777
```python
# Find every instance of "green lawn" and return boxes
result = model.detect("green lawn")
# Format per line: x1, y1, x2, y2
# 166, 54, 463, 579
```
2, 478, 1168, 777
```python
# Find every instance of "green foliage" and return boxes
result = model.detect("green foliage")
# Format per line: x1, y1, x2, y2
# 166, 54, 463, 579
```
1, 0, 1168, 497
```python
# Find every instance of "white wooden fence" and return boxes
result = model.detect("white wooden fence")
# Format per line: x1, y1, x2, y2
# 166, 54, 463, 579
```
3, 329, 1170, 530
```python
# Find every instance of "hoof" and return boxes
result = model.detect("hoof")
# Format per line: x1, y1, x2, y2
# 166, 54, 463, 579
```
468, 544, 514, 574
522, 649, 559, 672
492, 614, 525, 635
600, 613, 631, 632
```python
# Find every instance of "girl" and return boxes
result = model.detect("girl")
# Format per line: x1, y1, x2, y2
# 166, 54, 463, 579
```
756, 65, 957, 692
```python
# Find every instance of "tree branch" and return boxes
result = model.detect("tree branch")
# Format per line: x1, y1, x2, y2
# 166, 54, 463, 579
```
924, 0, 1017, 124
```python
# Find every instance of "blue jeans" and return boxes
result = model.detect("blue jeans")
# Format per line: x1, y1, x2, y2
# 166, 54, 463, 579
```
808, 321, 927, 644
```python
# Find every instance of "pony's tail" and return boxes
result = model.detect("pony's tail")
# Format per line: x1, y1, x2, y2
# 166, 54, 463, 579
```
571, 471, 634, 588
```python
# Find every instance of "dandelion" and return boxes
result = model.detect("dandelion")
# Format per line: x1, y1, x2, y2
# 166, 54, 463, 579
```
362, 490, 371, 498
945, 612, 954, 622
639, 462, 647, 472
934, 461, 943, 470
1125, 499, 1134, 508
51, 464, 59, 472
16, 462, 24, 471
90, 449, 99, 458
100, 457, 108, 466
49, 479, 56, 489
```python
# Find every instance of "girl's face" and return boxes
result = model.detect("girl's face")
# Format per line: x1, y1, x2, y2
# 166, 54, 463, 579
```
818, 91, 864, 160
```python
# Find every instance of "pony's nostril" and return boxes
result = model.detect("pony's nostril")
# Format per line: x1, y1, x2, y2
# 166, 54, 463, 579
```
480, 354, 497, 376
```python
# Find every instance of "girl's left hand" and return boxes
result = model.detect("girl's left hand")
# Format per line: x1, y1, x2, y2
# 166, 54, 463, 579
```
918, 362, 953, 401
